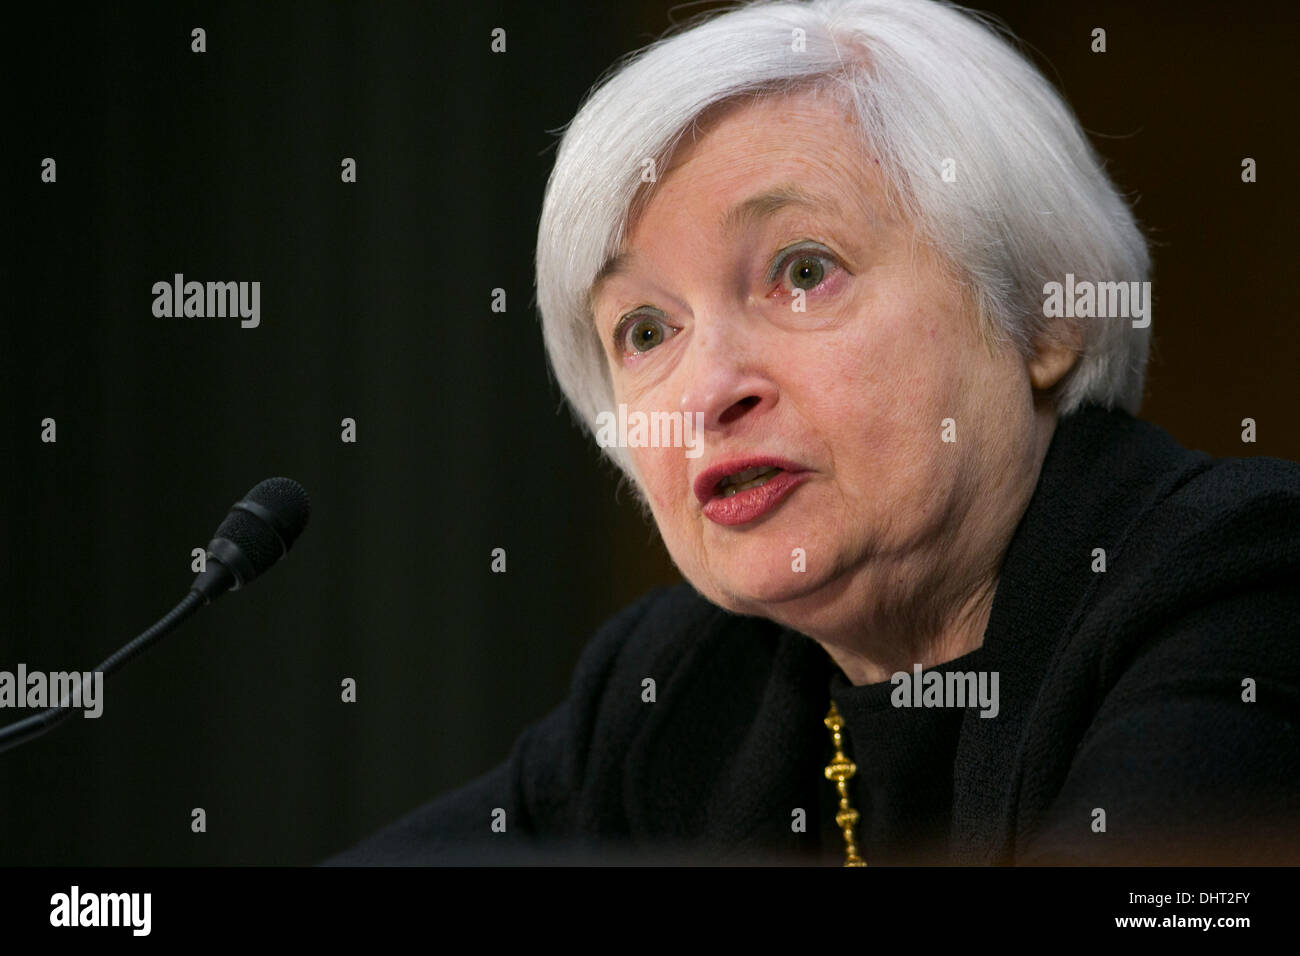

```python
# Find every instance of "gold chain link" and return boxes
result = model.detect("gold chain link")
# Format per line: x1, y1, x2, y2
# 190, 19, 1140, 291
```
823, 700, 866, 866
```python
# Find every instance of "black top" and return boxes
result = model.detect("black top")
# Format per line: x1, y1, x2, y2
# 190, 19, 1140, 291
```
326, 405, 1300, 865
824, 644, 988, 864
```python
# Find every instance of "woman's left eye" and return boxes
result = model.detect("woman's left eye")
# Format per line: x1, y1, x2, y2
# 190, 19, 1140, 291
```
772, 247, 839, 294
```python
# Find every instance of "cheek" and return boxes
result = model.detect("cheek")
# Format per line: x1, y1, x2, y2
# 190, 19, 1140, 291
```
829, 291, 973, 421
612, 373, 696, 511
633, 448, 706, 575
631, 446, 690, 515
794, 299, 975, 501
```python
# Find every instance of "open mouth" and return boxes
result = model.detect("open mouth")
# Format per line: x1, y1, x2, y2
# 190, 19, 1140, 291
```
714, 465, 784, 498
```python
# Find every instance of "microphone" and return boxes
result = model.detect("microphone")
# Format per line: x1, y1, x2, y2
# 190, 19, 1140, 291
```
0, 477, 311, 755
192, 476, 312, 601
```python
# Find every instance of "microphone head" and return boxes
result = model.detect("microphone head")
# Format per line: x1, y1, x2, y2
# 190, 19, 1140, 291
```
205, 477, 311, 589
244, 476, 311, 549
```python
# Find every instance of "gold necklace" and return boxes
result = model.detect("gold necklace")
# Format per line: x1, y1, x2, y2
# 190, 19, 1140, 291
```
823, 701, 866, 866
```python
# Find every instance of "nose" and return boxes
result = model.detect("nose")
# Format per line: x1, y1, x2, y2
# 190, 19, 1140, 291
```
677, 316, 779, 434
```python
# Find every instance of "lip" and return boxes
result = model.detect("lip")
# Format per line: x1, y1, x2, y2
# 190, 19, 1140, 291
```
693, 456, 810, 527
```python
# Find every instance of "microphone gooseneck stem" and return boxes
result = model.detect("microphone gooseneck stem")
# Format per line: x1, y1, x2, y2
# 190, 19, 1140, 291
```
0, 588, 209, 755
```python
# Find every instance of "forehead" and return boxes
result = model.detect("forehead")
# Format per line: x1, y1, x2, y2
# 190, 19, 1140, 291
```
591, 90, 883, 296
653, 88, 877, 218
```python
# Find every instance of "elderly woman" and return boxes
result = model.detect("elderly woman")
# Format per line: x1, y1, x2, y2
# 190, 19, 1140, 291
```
330, 0, 1299, 865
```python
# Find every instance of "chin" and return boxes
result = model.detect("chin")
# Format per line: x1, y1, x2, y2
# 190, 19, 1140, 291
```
700, 561, 837, 618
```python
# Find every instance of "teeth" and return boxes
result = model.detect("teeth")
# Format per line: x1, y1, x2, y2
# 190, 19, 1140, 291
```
729, 466, 776, 485
718, 466, 782, 497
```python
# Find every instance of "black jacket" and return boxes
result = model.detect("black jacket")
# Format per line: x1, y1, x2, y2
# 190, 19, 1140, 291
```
327, 406, 1300, 865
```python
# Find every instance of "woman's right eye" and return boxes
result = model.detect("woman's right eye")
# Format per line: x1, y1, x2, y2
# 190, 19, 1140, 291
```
616, 312, 677, 356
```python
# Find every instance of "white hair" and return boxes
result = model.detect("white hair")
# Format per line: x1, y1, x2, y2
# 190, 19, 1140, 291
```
535, 0, 1151, 481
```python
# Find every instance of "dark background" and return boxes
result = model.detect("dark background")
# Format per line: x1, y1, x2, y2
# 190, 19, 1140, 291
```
3, 0, 1296, 864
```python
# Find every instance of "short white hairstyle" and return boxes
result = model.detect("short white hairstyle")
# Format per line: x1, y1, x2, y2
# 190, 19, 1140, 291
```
535, 0, 1151, 481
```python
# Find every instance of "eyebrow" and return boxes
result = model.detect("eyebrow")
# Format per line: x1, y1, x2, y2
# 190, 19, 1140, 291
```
588, 184, 839, 299
715, 184, 836, 234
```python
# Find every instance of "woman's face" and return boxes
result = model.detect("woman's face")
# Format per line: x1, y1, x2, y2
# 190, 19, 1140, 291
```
588, 90, 1049, 647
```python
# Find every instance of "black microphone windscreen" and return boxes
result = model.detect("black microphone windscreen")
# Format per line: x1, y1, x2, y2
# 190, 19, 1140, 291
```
207, 477, 311, 584
212, 508, 283, 579
245, 476, 311, 548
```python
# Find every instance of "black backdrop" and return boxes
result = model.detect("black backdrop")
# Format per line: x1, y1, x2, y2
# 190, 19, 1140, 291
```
3, 0, 1296, 865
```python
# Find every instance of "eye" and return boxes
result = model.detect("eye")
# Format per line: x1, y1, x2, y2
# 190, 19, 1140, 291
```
614, 310, 677, 356
786, 255, 825, 289
770, 244, 841, 294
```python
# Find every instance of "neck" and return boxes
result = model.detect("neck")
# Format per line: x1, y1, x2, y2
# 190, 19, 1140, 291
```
815, 574, 998, 685
796, 404, 1058, 686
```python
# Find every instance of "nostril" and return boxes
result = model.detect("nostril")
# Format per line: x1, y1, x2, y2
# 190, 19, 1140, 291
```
718, 395, 760, 426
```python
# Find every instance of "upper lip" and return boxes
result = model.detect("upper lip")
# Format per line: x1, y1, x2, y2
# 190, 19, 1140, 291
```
693, 456, 806, 505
